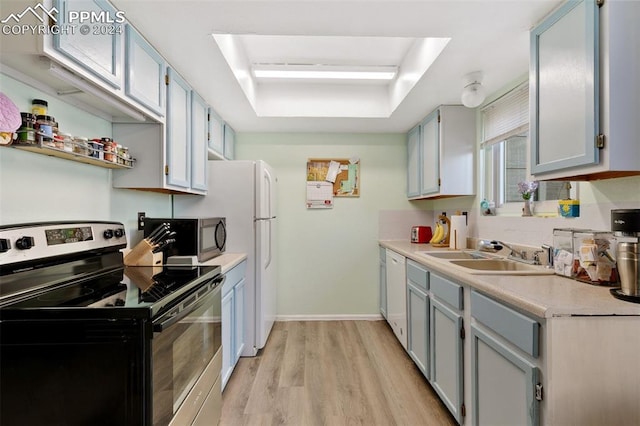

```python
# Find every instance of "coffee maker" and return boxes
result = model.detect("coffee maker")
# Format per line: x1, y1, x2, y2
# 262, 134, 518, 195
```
610, 209, 640, 302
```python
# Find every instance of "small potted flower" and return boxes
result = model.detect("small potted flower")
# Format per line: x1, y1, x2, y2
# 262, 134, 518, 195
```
517, 180, 539, 216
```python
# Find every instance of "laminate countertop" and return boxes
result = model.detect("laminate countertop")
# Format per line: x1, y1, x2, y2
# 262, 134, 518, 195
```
379, 240, 640, 319
201, 253, 247, 274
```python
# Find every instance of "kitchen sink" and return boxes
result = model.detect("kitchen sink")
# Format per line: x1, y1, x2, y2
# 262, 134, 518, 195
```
418, 251, 491, 260
448, 259, 555, 275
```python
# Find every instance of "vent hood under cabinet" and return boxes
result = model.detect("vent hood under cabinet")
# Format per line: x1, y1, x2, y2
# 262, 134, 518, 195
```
0, 1, 163, 123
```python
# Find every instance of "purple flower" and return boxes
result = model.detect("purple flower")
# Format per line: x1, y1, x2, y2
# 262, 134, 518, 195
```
517, 181, 539, 200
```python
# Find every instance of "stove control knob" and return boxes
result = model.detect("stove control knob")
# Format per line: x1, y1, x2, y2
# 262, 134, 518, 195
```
15, 236, 34, 250
115, 298, 125, 306
0, 238, 11, 253
114, 228, 124, 238
103, 229, 114, 239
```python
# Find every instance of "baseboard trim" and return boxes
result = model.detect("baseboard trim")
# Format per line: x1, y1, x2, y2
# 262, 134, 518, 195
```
276, 314, 384, 322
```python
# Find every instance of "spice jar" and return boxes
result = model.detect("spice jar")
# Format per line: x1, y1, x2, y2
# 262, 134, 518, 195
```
35, 115, 55, 147
59, 132, 73, 152
89, 139, 104, 159
73, 136, 89, 156
122, 146, 131, 166
31, 99, 48, 116
102, 138, 116, 162
17, 112, 36, 145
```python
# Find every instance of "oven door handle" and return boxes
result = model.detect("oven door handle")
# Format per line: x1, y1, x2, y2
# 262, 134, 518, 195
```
152, 275, 224, 332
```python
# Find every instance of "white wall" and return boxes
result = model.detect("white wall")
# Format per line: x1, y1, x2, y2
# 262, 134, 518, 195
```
236, 132, 431, 318
0, 74, 171, 243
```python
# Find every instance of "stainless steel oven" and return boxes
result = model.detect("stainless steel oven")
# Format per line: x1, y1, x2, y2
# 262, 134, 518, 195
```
0, 221, 223, 426
152, 278, 222, 426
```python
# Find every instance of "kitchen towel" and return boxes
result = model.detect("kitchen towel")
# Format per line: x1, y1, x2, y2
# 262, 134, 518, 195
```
449, 215, 468, 250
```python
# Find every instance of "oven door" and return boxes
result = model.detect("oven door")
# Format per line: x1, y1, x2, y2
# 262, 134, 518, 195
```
151, 275, 223, 426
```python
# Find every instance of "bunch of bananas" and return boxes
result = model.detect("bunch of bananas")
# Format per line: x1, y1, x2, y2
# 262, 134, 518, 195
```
430, 222, 446, 244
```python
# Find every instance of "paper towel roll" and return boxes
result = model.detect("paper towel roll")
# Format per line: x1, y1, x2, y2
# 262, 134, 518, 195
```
450, 215, 468, 250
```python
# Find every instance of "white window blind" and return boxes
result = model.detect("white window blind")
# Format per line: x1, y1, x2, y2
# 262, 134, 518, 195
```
481, 82, 529, 146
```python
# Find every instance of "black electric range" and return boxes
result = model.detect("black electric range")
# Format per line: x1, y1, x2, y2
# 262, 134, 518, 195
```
0, 221, 223, 426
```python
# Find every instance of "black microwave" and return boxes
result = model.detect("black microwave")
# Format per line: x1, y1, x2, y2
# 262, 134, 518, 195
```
143, 217, 226, 263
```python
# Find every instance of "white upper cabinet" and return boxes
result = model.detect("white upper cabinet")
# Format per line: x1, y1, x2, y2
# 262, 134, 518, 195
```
53, 0, 122, 89
125, 25, 166, 116
531, 0, 640, 180
407, 105, 475, 199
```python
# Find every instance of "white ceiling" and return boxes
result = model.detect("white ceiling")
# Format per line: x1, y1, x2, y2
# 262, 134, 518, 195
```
111, 0, 561, 133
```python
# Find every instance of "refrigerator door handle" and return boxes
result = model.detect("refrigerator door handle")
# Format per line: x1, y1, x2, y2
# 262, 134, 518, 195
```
264, 167, 274, 218
265, 219, 272, 269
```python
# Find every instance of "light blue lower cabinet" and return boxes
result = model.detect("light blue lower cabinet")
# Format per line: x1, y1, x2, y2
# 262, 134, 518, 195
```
430, 296, 464, 423
471, 324, 540, 426
221, 289, 234, 389
407, 281, 429, 379
221, 260, 247, 391
233, 277, 246, 362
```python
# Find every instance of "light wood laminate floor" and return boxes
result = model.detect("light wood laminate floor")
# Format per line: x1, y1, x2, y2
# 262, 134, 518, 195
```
221, 320, 457, 426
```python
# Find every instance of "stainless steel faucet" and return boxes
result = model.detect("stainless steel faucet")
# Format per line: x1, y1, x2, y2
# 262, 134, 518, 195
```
497, 241, 527, 259
478, 240, 526, 258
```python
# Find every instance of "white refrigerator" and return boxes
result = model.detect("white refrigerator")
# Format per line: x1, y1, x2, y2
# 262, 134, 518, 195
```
174, 160, 277, 356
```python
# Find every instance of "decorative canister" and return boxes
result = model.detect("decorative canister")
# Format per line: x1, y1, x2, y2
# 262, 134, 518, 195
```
17, 112, 36, 144
31, 99, 48, 116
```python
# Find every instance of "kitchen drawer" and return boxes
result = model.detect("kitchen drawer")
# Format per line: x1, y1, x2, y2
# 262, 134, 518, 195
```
430, 273, 463, 310
223, 260, 247, 296
471, 290, 539, 358
407, 259, 429, 292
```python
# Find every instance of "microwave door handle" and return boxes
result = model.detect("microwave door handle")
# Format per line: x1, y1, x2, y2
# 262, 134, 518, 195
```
153, 276, 224, 332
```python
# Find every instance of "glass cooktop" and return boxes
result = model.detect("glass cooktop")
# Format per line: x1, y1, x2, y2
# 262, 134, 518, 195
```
3, 265, 220, 310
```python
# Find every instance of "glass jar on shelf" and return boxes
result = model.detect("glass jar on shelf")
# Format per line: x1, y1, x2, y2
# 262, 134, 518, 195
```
73, 136, 89, 156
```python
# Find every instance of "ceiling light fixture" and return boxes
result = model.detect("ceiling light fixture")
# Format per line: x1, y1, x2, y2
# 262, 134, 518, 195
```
461, 71, 486, 108
252, 64, 398, 81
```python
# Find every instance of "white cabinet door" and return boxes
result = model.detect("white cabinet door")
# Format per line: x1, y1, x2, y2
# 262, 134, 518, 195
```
125, 24, 165, 115
430, 297, 464, 423
166, 67, 191, 189
407, 125, 421, 198
471, 325, 540, 426
530, 0, 599, 175
53, 0, 122, 88
420, 110, 440, 196
190, 92, 209, 192
385, 249, 407, 349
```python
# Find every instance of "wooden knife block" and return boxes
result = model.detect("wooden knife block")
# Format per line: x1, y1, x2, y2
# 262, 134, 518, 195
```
124, 240, 163, 266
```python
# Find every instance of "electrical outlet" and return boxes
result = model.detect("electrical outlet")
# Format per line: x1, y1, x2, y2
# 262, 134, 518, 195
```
137, 212, 146, 230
